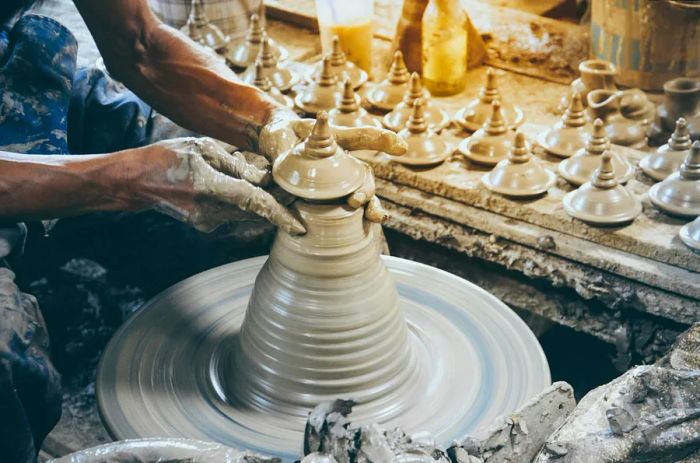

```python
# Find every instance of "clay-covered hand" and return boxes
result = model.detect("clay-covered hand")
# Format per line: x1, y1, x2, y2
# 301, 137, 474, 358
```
139, 137, 305, 234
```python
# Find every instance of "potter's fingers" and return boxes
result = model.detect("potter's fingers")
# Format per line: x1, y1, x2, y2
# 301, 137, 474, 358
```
204, 145, 271, 186
347, 164, 375, 208
210, 139, 238, 153
364, 195, 389, 224
289, 118, 316, 139
239, 150, 271, 171
333, 126, 408, 156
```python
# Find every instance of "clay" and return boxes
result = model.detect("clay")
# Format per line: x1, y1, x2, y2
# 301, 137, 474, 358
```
458, 100, 515, 166
180, 0, 229, 52
562, 152, 642, 226
454, 68, 524, 132
680, 216, 700, 251
367, 51, 411, 112
225, 13, 288, 69
648, 141, 700, 217
390, 99, 452, 166
640, 118, 693, 182
306, 36, 368, 90
649, 77, 700, 145
328, 79, 380, 128
558, 119, 635, 187
249, 60, 294, 109
587, 89, 646, 148
537, 93, 590, 158
294, 57, 344, 115
241, 35, 299, 93
382, 72, 449, 132
482, 132, 556, 197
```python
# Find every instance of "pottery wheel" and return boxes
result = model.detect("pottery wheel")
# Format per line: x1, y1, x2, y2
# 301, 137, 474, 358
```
97, 256, 550, 461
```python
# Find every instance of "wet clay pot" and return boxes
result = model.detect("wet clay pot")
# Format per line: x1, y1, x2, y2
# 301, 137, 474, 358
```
225, 13, 288, 69
640, 118, 692, 182
482, 132, 556, 197
383, 72, 448, 132
648, 141, 700, 218
294, 57, 345, 115
538, 93, 591, 158
563, 152, 642, 226
306, 36, 368, 90
241, 35, 299, 92
458, 100, 515, 166
649, 78, 700, 145
390, 98, 452, 166
454, 68, 524, 132
680, 216, 700, 251
367, 51, 413, 112
248, 60, 294, 109
558, 119, 635, 187
180, 0, 229, 52
587, 89, 646, 148
329, 79, 381, 128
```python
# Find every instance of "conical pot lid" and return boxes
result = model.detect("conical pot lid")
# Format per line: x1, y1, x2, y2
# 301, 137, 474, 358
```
273, 112, 368, 199
648, 141, 700, 217
538, 93, 590, 158
329, 79, 380, 128
455, 68, 524, 132
181, 0, 229, 51
558, 119, 635, 186
680, 216, 700, 251
383, 73, 448, 132
367, 51, 410, 112
482, 132, 555, 197
563, 152, 642, 225
458, 100, 514, 166
306, 36, 368, 89
249, 60, 293, 108
225, 13, 288, 68
640, 117, 692, 182
294, 57, 343, 114
390, 99, 451, 166
241, 35, 299, 92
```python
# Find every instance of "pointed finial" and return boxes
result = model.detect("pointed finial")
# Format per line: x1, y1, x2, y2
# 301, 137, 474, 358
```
318, 55, 338, 86
591, 151, 618, 189
330, 36, 347, 66
680, 141, 700, 180
509, 132, 530, 164
258, 34, 276, 67
407, 98, 427, 134
585, 119, 610, 156
669, 118, 692, 151
247, 13, 263, 43
257, 1, 266, 27
403, 72, 424, 104
484, 100, 507, 135
191, 0, 208, 25
388, 50, 410, 84
480, 68, 500, 102
563, 93, 586, 128
338, 78, 358, 113
252, 60, 271, 91
305, 112, 337, 158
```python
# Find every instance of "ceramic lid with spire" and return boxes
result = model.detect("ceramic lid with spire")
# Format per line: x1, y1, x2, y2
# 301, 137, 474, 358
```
640, 118, 692, 182
242, 35, 298, 92
648, 141, 700, 217
558, 118, 635, 186
455, 68, 524, 132
250, 60, 293, 108
307, 36, 368, 90
458, 100, 515, 166
680, 216, 700, 251
389, 99, 451, 166
367, 51, 411, 112
329, 79, 380, 128
181, 0, 229, 51
538, 93, 591, 158
482, 132, 556, 197
383, 73, 448, 132
563, 152, 642, 225
225, 13, 288, 68
273, 112, 368, 200
294, 56, 343, 115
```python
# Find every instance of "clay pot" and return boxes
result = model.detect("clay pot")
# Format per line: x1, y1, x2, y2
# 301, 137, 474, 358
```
329, 79, 380, 128
457, 100, 515, 166
241, 35, 299, 92
662, 78, 700, 129
648, 141, 700, 217
248, 60, 293, 108
538, 93, 591, 158
382, 73, 448, 132
454, 68, 524, 132
306, 36, 368, 90
367, 51, 412, 112
482, 132, 556, 197
225, 13, 288, 69
640, 118, 692, 182
180, 0, 229, 52
390, 98, 452, 166
572, 60, 617, 100
680, 216, 700, 251
587, 90, 646, 147
294, 57, 344, 115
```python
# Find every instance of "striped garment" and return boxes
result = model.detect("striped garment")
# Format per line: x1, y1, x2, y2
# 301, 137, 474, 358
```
149, 0, 261, 39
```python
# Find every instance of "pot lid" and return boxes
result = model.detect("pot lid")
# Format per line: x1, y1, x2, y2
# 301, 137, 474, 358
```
181, 0, 229, 51
294, 57, 342, 114
390, 99, 451, 166
241, 35, 298, 92
458, 101, 514, 166
538, 93, 590, 158
648, 141, 700, 217
306, 36, 368, 89
225, 14, 288, 68
273, 112, 367, 200
640, 118, 692, 182
367, 51, 410, 111
680, 216, 700, 251
383, 73, 447, 132
455, 68, 524, 132
328, 79, 379, 128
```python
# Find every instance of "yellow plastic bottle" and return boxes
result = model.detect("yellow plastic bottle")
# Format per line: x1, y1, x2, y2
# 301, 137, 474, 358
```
421, 0, 468, 96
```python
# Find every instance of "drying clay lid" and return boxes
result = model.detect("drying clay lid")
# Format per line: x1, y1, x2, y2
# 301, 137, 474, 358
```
458, 100, 514, 166
648, 141, 700, 217
482, 132, 556, 197
640, 118, 692, 182
390, 99, 452, 166
294, 56, 342, 114
563, 152, 642, 225
328, 79, 380, 128
383, 73, 448, 132
367, 51, 411, 112
538, 93, 590, 158
273, 112, 367, 200
249, 60, 293, 108
558, 119, 634, 186
680, 216, 700, 251
226, 13, 288, 68
241, 35, 298, 92
181, 0, 229, 52
455, 68, 524, 132
307, 36, 368, 90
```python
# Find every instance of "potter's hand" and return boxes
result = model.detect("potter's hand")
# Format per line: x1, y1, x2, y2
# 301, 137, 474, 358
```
142, 137, 305, 234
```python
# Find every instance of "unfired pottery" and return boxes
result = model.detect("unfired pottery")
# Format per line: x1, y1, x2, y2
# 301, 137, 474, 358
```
454, 68, 524, 132
294, 57, 344, 115
587, 89, 646, 148
648, 77, 700, 144
249, 60, 293, 108
558, 119, 635, 187
640, 118, 692, 182
538, 93, 591, 158
482, 132, 556, 197
367, 51, 411, 112
383, 72, 449, 132
680, 216, 700, 251
241, 35, 299, 92
648, 141, 700, 217
390, 98, 452, 166
180, 0, 229, 52
306, 36, 368, 90
563, 152, 642, 225
458, 100, 515, 166
328, 79, 380, 128
225, 13, 288, 69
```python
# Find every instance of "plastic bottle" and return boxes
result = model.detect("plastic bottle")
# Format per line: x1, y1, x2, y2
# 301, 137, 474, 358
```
421, 0, 468, 96
315, 0, 374, 73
